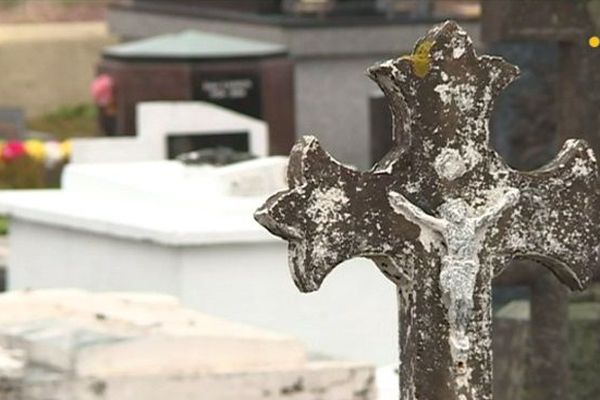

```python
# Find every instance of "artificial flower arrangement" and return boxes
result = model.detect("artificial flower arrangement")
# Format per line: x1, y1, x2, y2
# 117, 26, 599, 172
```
0, 139, 71, 189
91, 74, 116, 114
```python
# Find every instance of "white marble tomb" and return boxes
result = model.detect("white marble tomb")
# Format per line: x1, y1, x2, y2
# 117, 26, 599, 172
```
71, 101, 269, 163
0, 156, 397, 367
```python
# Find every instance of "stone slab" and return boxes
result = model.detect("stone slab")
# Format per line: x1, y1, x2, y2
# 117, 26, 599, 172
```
0, 289, 375, 400
0, 157, 287, 246
20, 362, 374, 400
62, 157, 287, 199
0, 290, 305, 377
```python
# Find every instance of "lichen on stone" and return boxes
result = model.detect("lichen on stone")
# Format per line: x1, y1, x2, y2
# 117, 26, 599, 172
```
406, 40, 433, 78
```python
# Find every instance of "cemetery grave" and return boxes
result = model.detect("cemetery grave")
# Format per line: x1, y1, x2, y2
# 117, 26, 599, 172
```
95, 30, 295, 156
110, 0, 481, 169
255, 20, 600, 400
72, 102, 269, 163
2, 4, 599, 398
0, 102, 399, 368
0, 289, 374, 399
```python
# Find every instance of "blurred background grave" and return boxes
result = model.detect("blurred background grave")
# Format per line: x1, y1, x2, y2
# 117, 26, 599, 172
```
0, 131, 399, 369
95, 30, 295, 156
0, 289, 375, 400
72, 102, 268, 163
481, 1, 600, 399
0, 108, 25, 141
108, 0, 480, 168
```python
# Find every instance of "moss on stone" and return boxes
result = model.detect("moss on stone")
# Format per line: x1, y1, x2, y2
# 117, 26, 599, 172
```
407, 40, 433, 78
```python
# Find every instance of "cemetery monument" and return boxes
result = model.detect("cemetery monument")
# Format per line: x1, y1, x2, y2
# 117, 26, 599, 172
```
96, 31, 295, 155
255, 21, 600, 400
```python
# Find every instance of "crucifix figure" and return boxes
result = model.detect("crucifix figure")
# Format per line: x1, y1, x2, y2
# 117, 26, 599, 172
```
255, 21, 600, 400
390, 189, 519, 374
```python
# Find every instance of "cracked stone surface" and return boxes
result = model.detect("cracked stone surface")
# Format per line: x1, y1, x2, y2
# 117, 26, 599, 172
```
255, 21, 600, 400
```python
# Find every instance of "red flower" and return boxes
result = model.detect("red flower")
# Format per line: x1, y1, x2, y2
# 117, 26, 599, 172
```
2, 140, 26, 161
91, 74, 115, 107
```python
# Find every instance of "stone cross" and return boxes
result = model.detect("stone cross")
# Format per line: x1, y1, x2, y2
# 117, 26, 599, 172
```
255, 21, 600, 400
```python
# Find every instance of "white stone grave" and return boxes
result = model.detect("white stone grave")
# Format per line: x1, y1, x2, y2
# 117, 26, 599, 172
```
0, 289, 374, 399
0, 157, 397, 367
72, 101, 269, 163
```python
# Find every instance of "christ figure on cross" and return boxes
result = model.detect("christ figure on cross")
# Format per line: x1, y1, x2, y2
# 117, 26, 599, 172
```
389, 188, 519, 372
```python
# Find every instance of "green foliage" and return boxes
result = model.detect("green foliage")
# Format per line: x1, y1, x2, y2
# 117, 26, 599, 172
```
569, 303, 600, 400
497, 291, 600, 400
27, 104, 98, 140
0, 156, 57, 190
0, 217, 8, 236
0, 0, 25, 10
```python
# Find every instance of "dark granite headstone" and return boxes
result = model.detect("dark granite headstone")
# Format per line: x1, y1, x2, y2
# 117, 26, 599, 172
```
98, 31, 296, 156
0, 108, 25, 140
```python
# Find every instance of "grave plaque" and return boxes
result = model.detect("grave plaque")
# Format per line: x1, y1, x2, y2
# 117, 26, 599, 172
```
255, 21, 600, 400
193, 72, 262, 119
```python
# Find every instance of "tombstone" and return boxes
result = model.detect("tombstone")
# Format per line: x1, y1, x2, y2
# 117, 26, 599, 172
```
254, 21, 600, 400
71, 102, 269, 164
138, 102, 268, 160
0, 108, 24, 140
98, 30, 295, 156
0, 289, 375, 399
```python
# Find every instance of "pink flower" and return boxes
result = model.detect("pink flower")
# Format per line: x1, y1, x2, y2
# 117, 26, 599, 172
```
2, 140, 26, 161
91, 74, 115, 107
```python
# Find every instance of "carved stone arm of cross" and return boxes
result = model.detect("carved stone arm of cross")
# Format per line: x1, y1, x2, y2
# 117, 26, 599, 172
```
490, 139, 600, 289
389, 191, 447, 232
475, 188, 519, 229
255, 135, 421, 291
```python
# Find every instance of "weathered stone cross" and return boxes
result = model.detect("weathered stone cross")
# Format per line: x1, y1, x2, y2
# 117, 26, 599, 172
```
254, 21, 600, 400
